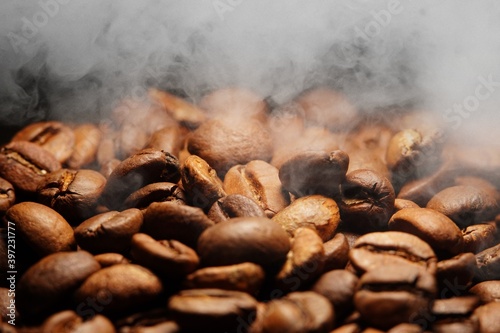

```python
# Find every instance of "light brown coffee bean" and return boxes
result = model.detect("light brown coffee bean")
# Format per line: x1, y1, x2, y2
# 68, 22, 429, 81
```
66, 123, 102, 169
469, 281, 500, 303
146, 126, 184, 158
387, 323, 424, 333
40, 310, 116, 333
472, 302, 500, 333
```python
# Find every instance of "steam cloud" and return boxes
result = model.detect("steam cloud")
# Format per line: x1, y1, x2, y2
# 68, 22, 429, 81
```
1, 0, 499, 141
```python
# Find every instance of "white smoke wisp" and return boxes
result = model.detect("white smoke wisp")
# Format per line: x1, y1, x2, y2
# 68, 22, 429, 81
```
0, 0, 499, 143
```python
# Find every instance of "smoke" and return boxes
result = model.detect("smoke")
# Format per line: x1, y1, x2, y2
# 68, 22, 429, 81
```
1, 0, 500, 140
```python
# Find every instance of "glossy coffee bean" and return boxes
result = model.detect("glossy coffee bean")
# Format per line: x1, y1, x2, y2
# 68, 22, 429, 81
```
197, 217, 290, 270
279, 150, 349, 198
272, 195, 340, 242
74, 264, 164, 316
66, 123, 102, 169
37, 169, 106, 223
207, 194, 265, 223
17, 251, 100, 318
474, 243, 500, 281
74, 209, 143, 254
94, 253, 130, 268
0, 177, 15, 215
431, 296, 480, 333
387, 323, 424, 333
168, 288, 258, 332
0, 141, 61, 193
130, 233, 199, 279
394, 198, 420, 211
463, 223, 497, 253
436, 253, 477, 297
472, 302, 500, 333
6, 202, 75, 256
468, 280, 500, 303
124, 182, 186, 209
323, 232, 350, 271
40, 310, 116, 333
388, 207, 464, 257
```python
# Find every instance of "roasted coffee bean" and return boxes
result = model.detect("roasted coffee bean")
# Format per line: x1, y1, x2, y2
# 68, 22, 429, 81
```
167, 288, 258, 332
101, 148, 180, 210
340, 169, 395, 232
94, 253, 130, 267
130, 233, 199, 279
431, 296, 480, 323
124, 182, 186, 209
474, 243, 500, 281
120, 321, 180, 333
0, 141, 61, 193
426, 185, 499, 228
37, 168, 106, 223
96, 135, 117, 167
394, 198, 419, 211
17, 251, 100, 318
146, 126, 184, 158
454, 175, 500, 202
272, 195, 340, 242
180, 155, 226, 210
0, 287, 19, 322
468, 280, 500, 303
436, 253, 477, 296
471, 302, 500, 333
278, 150, 349, 198
40, 310, 116, 333
275, 227, 325, 292
187, 118, 273, 177
74, 209, 143, 254
354, 264, 436, 330
249, 291, 334, 333
100, 158, 121, 179
346, 148, 391, 181
387, 323, 423, 333
197, 217, 290, 270
74, 264, 164, 316
329, 323, 362, 333
6, 202, 75, 256
207, 194, 265, 223
462, 223, 498, 253
183, 262, 265, 296
388, 207, 464, 257
224, 160, 289, 218
323, 232, 350, 271
311, 270, 359, 319
0, 177, 15, 215
143, 202, 214, 248
66, 123, 102, 169
12, 121, 75, 163
349, 231, 437, 275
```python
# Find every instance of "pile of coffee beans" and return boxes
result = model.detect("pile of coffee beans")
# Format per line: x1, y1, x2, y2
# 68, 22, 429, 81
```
1, 87, 499, 332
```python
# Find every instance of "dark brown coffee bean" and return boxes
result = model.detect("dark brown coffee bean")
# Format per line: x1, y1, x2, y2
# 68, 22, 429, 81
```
388, 207, 464, 257
323, 232, 350, 271
197, 217, 290, 270
436, 253, 477, 297
94, 253, 130, 268
101, 149, 180, 210
354, 264, 436, 330
474, 243, 500, 281
426, 185, 499, 228
279, 150, 349, 198
431, 296, 480, 333
207, 194, 265, 223
340, 169, 395, 232
187, 118, 273, 177
311, 270, 359, 319
130, 233, 199, 279
469, 281, 500, 303
66, 123, 102, 169
12, 121, 75, 163
349, 231, 437, 275
40, 310, 116, 333
275, 227, 325, 292
0, 177, 15, 215
463, 223, 498, 254
272, 195, 340, 242
74, 264, 164, 316
183, 262, 265, 296
17, 251, 100, 318
0, 141, 61, 193
143, 202, 214, 248
146, 126, 183, 158
37, 169, 106, 223
224, 160, 290, 218
472, 302, 500, 333
6, 202, 75, 256
180, 155, 226, 210
168, 288, 257, 332
74, 209, 143, 254
124, 182, 186, 209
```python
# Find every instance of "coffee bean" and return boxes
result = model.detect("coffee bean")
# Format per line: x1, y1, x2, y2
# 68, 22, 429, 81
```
0, 177, 15, 215
224, 160, 290, 218
40, 310, 116, 333
207, 194, 265, 223
329, 323, 361, 333
347, 148, 391, 181
272, 195, 340, 242
94, 253, 130, 268
426, 185, 499, 228
354, 264, 436, 330
0, 287, 19, 322
463, 223, 498, 254
323, 232, 350, 271
454, 175, 500, 202
394, 198, 420, 211
197, 217, 290, 270
167, 288, 258, 332
66, 123, 102, 169
12, 121, 75, 163
37, 168, 106, 223
432, 296, 480, 333
130, 233, 199, 279
474, 243, 500, 281
74, 264, 164, 316
100, 158, 121, 179
146, 126, 184, 158
471, 302, 500, 333
469, 281, 500, 303
340, 169, 395, 232
436, 253, 477, 296
17, 251, 100, 318
6, 202, 75, 256
183, 262, 265, 296
143, 202, 214, 248
124, 182, 186, 210
386, 323, 424, 333
0, 141, 61, 193
279, 150, 349, 198
96, 134, 117, 167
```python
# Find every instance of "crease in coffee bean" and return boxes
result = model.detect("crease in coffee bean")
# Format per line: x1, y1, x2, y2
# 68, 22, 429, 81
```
361, 245, 430, 265
30, 126, 61, 145
2, 149, 48, 175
